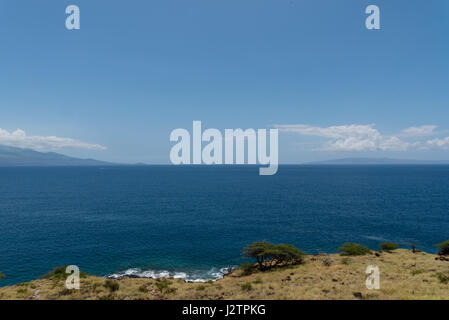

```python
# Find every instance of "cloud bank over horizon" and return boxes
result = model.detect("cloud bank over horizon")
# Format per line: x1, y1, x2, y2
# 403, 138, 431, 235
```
275, 124, 449, 152
0, 128, 107, 152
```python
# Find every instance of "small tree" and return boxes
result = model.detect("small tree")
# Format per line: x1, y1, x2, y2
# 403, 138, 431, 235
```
436, 240, 449, 256
338, 243, 371, 256
243, 241, 304, 270
104, 279, 120, 292
0, 272, 5, 281
379, 242, 399, 251
274, 244, 305, 265
242, 241, 275, 270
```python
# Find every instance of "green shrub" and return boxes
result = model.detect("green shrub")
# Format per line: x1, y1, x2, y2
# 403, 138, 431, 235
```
16, 288, 29, 295
196, 285, 206, 291
59, 288, 74, 296
365, 293, 379, 300
240, 282, 253, 291
239, 263, 256, 276
41, 266, 88, 280
338, 243, 371, 256
0, 272, 5, 281
253, 277, 263, 284
165, 287, 177, 294
436, 240, 449, 255
103, 279, 120, 292
341, 258, 351, 265
138, 285, 147, 293
155, 278, 177, 294
379, 242, 399, 251
155, 278, 170, 293
436, 272, 449, 284
411, 269, 425, 276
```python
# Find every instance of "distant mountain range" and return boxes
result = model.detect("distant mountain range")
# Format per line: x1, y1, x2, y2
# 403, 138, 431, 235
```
1, 145, 449, 167
305, 157, 449, 165
0, 145, 115, 166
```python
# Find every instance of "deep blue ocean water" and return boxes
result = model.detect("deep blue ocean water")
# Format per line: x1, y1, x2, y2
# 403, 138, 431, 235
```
1, 165, 449, 286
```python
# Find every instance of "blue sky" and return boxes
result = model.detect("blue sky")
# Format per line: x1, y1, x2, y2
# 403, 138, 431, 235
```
0, 0, 448, 163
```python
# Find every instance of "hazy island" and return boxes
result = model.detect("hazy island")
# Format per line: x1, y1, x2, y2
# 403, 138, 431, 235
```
0, 145, 115, 167
305, 157, 449, 165
2, 145, 449, 167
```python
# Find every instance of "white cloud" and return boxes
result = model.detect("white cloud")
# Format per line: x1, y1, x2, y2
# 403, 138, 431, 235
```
426, 137, 449, 149
323, 135, 413, 152
401, 125, 437, 137
0, 128, 107, 151
275, 124, 420, 152
274, 124, 379, 140
324, 137, 378, 151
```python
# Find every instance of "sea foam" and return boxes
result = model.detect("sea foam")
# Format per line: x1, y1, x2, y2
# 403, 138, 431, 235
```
107, 266, 235, 283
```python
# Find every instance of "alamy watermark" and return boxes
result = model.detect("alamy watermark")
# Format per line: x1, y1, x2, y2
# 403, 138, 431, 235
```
169, 121, 278, 175
365, 265, 380, 290
65, 265, 80, 290
64, 4, 380, 31
65, 5, 80, 30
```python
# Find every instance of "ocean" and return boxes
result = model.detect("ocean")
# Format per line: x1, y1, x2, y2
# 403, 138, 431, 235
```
1, 165, 449, 286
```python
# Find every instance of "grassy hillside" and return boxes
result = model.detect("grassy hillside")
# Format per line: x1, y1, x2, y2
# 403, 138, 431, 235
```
1, 249, 449, 300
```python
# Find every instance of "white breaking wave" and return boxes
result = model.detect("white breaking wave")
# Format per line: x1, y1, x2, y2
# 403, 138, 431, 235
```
107, 266, 235, 283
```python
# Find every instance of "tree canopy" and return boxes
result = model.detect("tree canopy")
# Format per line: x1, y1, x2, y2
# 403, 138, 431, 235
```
243, 241, 304, 270
437, 239, 449, 256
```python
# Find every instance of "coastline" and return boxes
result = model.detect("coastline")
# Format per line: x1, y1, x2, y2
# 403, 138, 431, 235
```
2, 249, 449, 300
106, 266, 235, 283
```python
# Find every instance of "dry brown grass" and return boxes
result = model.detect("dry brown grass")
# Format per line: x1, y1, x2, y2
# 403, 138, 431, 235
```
1, 249, 449, 300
